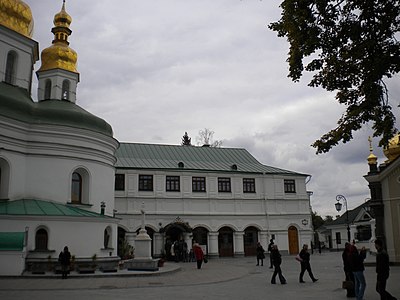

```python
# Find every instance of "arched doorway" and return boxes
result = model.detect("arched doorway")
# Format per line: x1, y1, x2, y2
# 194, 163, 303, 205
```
192, 226, 208, 246
288, 226, 299, 254
244, 226, 258, 256
161, 221, 192, 261
218, 226, 234, 257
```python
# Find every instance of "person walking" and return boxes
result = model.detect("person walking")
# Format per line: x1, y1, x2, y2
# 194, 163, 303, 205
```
271, 245, 286, 285
256, 242, 265, 266
342, 242, 356, 298
193, 242, 205, 270
58, 246, 71, 279
349, 244, 367, 300
299, 244, 318, 283
375, 239, 397, 300
268, 239, 274, 269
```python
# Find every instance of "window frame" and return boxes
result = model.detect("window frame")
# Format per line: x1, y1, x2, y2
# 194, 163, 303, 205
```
115, 174, 125, 191
192, 176, 206, 192
243, 178, 256, 193
35, 228, 48, 251
139, 175, 153, 191
5, 51, 17, 84
166, 175, 180, 192
62, 79, 70, 100
71, 172, 82, 203
284, 179, 296, 193
218, 177, 231, 193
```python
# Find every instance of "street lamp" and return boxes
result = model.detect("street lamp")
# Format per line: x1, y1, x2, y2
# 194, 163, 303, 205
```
335, 194, 351, 242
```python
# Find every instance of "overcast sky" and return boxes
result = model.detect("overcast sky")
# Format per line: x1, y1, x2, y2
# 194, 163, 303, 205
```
28, 0, 399, 217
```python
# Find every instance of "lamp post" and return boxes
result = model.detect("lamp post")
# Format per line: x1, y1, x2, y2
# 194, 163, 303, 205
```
335, 194, 351, 243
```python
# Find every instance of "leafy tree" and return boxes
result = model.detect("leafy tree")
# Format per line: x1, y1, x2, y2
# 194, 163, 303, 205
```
324, 215, 334, 224
269, 0, 400, 153
312, 211, 324, 229
181, 132, 192, 146
196, 128, 223, 147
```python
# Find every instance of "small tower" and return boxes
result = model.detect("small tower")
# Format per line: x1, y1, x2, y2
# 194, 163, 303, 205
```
367, 136, 378, 174
36, 0, 79, 103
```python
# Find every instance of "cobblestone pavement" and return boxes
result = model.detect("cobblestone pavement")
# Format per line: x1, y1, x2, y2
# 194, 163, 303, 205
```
0, 251, 398, 300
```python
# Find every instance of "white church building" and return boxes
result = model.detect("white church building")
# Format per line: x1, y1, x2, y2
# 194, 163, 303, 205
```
0, 0, 313, 275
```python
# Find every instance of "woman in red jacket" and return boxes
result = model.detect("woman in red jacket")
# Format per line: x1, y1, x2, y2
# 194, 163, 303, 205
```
193, 242, 204, 269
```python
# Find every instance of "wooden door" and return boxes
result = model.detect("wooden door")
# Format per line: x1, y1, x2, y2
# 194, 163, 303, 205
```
288, 226, 299, 254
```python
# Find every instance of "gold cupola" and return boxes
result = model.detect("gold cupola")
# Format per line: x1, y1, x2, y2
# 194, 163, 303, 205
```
38, 0, 78, 73
383, 133, 400, 163
0, 0, 33, 38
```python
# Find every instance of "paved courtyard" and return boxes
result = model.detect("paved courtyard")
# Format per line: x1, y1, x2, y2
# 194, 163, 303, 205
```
0, 251, 398, 300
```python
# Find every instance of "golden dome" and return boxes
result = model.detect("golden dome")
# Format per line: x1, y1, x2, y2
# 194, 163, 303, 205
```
39, 44, 77, 73
38, 1, 78, 73
0, 0, 34, 38
53, 1, 71, 28
383, 133, 400, 162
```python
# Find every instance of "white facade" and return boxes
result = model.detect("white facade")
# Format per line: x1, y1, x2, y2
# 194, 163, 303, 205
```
115, 163, 313, 256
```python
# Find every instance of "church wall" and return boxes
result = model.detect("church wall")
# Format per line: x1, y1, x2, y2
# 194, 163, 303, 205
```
0, 27, 38, 91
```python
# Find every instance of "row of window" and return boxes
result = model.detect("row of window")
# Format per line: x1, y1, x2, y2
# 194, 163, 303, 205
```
115, 174, 297, 194
35, 226, 112, 251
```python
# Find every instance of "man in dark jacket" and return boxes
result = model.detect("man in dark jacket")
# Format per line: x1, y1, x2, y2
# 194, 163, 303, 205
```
270, 245, 286, 284
59, 246, 71, 279
299, 244, 318, 283
349, 245, 366, 300
375, 239, 397, 300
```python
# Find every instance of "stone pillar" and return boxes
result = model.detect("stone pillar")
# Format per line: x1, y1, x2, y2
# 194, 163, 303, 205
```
125, 232, 137, 251
208, 232, 219, 258
234, 231, 245, 257
153, 232, 164, 257
259, 231, 269, 248
135, 228, 152, 259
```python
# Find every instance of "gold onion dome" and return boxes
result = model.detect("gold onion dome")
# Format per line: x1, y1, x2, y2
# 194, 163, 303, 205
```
383, 133, 400, 162
0, 0, 33, 37
38, 1, 78, 73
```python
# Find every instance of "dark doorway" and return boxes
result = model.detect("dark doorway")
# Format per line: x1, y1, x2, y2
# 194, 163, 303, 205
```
192, 226, 208, 249
218, 226, 234, 257
162, 222, 192, 261
117, 227, 127, 258
244, 226, 258, 256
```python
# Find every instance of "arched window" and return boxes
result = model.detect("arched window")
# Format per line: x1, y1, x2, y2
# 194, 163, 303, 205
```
104, 227, 111, 248
62, 80, 70, 100
71, 172, 82, 203
5, 51, 17, 84
44, 79, 52, 99
35, 228, 48, 251
0, 158, 10, 200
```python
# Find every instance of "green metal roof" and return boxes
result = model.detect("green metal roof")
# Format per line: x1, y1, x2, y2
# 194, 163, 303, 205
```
0, 199, 111, 218
0, 82, 113, 136
116, 143, 307, 175
0, 232, 25, 251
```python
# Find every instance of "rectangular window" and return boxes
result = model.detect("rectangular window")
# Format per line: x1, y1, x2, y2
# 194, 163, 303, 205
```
192, 177, 206, 192
139, 175, 153, 191
243, 178, 256, 193
115, 174, 125, 191
166, 176, 180, 192
218, 177, 231, 192
284, 179, 296, 193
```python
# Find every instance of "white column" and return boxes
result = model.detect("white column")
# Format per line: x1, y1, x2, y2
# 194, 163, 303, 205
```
208, 232, 219, 258
234, 231, 245, 257
153, 232, 163, 257
125, 232, 137, 251
259, 231, 269, 248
